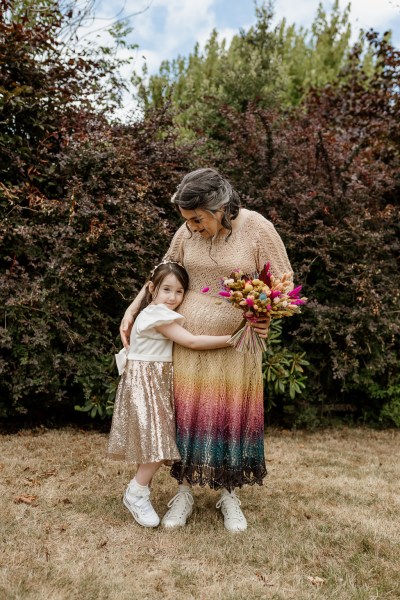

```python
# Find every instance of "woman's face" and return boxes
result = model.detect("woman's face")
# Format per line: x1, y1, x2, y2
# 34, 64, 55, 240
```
179, 208, 223, 238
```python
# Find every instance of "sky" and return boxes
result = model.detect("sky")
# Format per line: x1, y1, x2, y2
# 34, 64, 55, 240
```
76, 0, 400, 115
87, 0, 400, 70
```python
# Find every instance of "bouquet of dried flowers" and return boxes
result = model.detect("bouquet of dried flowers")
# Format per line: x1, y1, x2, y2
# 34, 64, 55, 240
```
217, 262, 307, 353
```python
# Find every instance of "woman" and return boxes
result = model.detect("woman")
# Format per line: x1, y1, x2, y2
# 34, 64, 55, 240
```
120, 168, 293, 532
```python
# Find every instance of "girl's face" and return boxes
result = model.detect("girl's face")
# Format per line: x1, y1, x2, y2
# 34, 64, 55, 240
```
149, 273, 185, 310
179, 207, 224, 238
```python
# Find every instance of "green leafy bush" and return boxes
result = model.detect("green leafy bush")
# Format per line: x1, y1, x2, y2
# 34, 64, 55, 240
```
263, 320, 310, 424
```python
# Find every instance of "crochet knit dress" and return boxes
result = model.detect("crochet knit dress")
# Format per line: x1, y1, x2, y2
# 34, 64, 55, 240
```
164, 209, 293, 490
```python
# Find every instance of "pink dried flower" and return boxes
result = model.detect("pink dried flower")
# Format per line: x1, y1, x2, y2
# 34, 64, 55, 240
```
288, 285, 302, 298
269, 290, 281, 299
201, 287, 210, 293
216, 261, 307, 354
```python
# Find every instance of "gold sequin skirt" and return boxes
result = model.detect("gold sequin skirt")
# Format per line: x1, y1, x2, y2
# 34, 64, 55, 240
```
107, 360, 181, 464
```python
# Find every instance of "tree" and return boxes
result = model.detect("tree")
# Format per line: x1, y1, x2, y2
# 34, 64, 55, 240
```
199, 31, 400, 425
134, 1, 357, 137
0, 1, 193, 419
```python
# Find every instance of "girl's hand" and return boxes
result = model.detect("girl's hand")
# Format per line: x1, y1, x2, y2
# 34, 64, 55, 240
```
120, 313, 133, 349
251, 317, 270, 339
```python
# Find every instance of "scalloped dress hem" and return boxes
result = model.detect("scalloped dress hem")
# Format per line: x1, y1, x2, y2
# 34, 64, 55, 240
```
170, 462, 267, 492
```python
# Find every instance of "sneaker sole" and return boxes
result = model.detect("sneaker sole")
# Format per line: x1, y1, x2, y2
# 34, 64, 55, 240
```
223, 523, 247, 532
123, 495, 160, 528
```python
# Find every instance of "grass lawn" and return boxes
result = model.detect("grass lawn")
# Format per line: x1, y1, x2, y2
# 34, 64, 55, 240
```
1, 427, 399, 600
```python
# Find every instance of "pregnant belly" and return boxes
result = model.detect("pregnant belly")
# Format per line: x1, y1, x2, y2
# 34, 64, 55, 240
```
178, 291, 243, 336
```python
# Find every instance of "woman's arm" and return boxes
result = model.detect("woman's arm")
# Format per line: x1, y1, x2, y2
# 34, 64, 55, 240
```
155, 322, 230, 350
251, 213, 293, 338
255, 213, 293, 281
120, 285, 147, 348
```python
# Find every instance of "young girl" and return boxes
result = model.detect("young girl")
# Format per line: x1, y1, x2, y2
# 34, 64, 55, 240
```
107, 261, 232, 528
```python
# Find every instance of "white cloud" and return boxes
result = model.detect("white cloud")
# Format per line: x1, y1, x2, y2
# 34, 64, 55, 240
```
120, 0, 217, 55
135, 48, 165, 74
341, 0, 399, 29
196, 26, 239, 52
272, 0, 400, 40
165, 0, 215, 55
80, 0, 219, 73
273, 0, 317, 27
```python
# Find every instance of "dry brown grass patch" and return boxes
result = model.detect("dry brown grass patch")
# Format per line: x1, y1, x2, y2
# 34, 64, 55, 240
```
1, 427, 399, 599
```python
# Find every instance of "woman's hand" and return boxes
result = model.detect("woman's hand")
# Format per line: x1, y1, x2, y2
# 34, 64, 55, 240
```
251, 317, 271, 339
120, 312, 134, 349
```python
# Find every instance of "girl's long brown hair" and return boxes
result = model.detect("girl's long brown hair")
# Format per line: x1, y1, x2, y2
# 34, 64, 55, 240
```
132, 262, 189, 325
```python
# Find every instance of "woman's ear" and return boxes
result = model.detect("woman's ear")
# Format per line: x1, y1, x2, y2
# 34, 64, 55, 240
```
148, 282, 154, 296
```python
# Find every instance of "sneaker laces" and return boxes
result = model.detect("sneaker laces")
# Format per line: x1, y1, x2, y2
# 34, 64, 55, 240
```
216, 492, 243, 518
166, 490, 194, 517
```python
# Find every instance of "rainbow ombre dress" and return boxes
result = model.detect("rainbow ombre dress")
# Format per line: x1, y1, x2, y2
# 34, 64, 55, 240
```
166, 209, 293, 490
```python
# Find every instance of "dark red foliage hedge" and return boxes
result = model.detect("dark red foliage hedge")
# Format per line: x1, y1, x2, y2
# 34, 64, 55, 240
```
1, 110, 192, 419
1, 4, 398, 428
0, 2, 190, 419
204, 33, 400, 424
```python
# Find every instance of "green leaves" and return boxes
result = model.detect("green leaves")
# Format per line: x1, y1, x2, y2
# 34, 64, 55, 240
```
74, 356, 119, 420
263, 320, 310, 407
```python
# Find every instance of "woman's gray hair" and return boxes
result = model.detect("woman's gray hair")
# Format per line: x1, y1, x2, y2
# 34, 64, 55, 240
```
171, 168, 241, 240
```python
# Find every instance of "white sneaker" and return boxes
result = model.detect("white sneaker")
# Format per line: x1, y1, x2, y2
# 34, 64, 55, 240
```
216, 490, 247, 532
123, 488, 160, 528
161, 488, 194, 528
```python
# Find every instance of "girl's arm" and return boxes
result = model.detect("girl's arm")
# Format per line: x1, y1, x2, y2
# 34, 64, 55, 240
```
155, 322, 230, 350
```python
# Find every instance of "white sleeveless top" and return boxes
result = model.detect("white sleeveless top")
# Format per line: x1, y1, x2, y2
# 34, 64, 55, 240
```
116, 304, 184, 374
127, 303, 184, 362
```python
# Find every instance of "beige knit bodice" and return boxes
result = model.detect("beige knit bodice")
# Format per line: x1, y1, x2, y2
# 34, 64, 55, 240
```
163, 209, 293, 336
